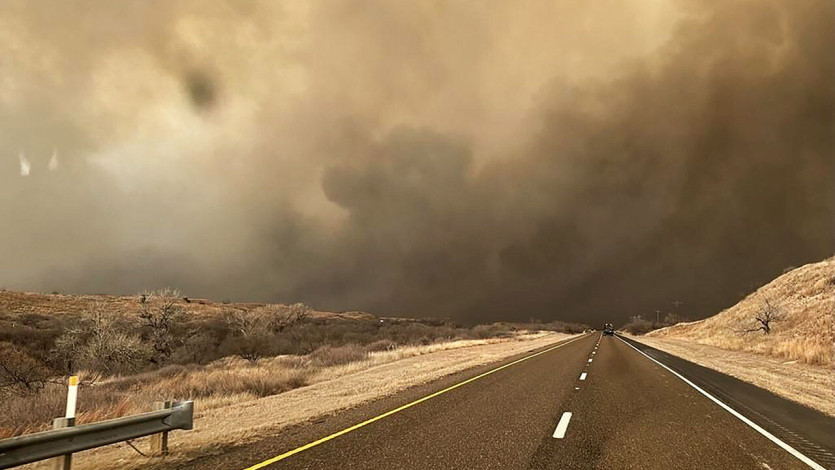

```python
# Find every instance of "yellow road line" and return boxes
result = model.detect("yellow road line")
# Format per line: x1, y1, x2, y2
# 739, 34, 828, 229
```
242, 333, 590, 469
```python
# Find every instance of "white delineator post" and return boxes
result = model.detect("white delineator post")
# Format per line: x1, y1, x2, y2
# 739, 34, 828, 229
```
52, 375, 79, 470
65, 375, 79, 418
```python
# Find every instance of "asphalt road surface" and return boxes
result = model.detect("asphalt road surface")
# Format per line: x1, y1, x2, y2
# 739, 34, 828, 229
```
177, 332, 834, 470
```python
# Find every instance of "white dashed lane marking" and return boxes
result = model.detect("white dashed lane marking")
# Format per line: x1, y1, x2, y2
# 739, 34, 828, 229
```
553, 412, 573, 439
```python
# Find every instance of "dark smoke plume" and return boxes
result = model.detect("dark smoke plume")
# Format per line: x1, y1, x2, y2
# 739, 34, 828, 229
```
1, 0, 832, 325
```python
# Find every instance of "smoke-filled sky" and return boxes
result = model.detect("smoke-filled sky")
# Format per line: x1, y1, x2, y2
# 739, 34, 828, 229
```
1, 0, 833, 324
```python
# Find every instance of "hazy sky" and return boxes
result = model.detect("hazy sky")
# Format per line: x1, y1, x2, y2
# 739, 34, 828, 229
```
1, 0, 832, 324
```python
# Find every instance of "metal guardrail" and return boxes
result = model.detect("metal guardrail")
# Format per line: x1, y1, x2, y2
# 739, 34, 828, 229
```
0, 401, 193, 468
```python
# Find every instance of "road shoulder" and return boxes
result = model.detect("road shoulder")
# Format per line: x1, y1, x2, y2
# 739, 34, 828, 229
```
621, 335, 835, 469
630, 334, 834, 416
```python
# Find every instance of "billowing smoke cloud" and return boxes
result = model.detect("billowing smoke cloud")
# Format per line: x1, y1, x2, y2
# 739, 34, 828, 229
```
1, 0, 832, 324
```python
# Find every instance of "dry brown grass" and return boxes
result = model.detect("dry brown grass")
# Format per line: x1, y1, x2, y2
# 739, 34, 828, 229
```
647, 257, 834, 366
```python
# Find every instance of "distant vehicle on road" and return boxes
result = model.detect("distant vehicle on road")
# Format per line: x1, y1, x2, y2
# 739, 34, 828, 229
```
603, 323, 615, 335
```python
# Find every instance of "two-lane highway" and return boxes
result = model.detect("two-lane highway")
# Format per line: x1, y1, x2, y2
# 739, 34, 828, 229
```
170, 332, 833, 469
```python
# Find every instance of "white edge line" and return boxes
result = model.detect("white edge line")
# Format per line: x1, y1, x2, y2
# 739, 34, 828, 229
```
616, 336, 825, 470
553, 412, 572, 438
580, 373, 587, 380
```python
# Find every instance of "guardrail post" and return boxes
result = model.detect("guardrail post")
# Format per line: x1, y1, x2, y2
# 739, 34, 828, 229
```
150, 401, 171, 455
50, 417, 75, 470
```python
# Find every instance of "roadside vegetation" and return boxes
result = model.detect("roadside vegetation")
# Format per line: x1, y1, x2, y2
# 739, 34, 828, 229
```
0, 289, 586, 438
645, 257, 834, 366
620, 312, 687, 335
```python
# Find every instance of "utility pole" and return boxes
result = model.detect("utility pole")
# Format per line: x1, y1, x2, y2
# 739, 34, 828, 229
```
655, 310, 660, 324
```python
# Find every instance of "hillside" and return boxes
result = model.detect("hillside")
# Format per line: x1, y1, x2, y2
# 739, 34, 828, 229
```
647, 257, 834, 366
0, 290, 373, 322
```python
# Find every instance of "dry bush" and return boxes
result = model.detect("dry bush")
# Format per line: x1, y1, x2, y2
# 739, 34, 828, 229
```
223, 309, 276, 363
172, 331, 219, 364
621, 316, 655, 335
138, 288, 184, 364
533, 321, 589, 334
471, 324, 505, 339
51, 307, 149, 375
0, 342, 50, 395
223, 303, 312, 363
309, 344, 368, 366
365, 339, 398, 352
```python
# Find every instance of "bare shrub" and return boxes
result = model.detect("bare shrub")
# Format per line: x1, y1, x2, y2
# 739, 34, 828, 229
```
52, 307, 149, 375
224, 303, 312, 363
471, 324, 499, 339
173, 331, 219, 365
224, 309, 275, 363
138, 288, 183, 364
309, 344, 368, 366
621, 315, 654, 335
0, 342, 50, 395
366, 339, 398, 352
256, 303, 312, 331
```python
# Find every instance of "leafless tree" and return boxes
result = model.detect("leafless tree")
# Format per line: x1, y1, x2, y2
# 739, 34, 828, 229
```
173, 330, 217, 364
225, 303, 312, 363
742, 299, 781, 335
139, 288, 183, 364
225, 309, 272, 363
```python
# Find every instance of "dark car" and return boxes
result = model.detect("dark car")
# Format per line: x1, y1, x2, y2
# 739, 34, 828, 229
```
603, 323, 615, 335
